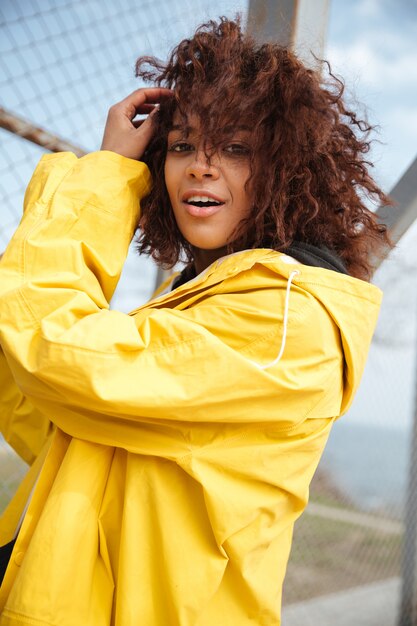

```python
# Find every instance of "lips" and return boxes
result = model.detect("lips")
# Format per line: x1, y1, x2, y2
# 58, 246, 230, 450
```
182, 190, 226, 217
182, 189, 225, 203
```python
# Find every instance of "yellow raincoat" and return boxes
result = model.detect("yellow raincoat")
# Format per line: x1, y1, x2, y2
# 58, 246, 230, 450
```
0, 151, 382, 625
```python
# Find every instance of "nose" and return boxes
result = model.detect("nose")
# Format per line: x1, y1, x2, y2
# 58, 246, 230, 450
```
185, 150, 219, 180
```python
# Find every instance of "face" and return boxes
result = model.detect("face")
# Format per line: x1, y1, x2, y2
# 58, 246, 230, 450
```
164, 112, 253, 271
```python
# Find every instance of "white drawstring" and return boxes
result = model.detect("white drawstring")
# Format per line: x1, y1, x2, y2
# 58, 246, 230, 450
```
246, 269, 300, 370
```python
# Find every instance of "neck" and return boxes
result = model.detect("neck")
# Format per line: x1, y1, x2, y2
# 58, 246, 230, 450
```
192, 246, 228, 275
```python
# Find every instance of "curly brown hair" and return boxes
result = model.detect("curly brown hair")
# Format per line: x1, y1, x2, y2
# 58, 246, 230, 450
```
135, 16, 391, 280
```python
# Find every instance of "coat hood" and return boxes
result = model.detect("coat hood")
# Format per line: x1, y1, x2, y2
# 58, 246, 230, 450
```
151, 248, 382, 418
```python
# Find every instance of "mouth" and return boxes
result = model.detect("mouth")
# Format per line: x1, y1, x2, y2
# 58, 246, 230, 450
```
182, 192, 225, 217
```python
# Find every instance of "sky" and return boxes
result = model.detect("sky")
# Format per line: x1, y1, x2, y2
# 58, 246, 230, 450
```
1, 0, 417, 431
327, 0, 417, 192
325, 0, 417, 431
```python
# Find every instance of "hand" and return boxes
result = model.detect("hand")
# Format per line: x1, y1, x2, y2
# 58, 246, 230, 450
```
100, 87, 173, 160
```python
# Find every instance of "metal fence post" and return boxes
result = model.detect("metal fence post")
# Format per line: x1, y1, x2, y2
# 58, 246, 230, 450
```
399, 377, 417, 625
246, 0, 330, 66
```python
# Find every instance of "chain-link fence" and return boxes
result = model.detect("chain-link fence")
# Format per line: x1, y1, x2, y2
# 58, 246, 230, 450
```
1, 2, 415, 624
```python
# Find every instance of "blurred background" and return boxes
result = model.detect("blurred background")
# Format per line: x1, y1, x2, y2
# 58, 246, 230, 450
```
1, 1, 417, 624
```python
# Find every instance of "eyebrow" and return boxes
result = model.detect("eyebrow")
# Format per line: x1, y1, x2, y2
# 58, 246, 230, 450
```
169, 125, 190, 132
168, 124, 251, 133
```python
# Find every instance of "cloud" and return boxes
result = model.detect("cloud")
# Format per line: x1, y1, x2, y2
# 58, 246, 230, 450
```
327, 39, 417, 94
326, 20, 417, 190
355, 0, 383, 19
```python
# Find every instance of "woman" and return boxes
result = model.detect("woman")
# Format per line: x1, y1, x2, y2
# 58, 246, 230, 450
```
0, 17, 389, 626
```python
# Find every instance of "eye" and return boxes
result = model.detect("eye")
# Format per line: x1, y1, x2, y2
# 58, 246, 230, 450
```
167, 141, 194, 153
223, 143, 251, 157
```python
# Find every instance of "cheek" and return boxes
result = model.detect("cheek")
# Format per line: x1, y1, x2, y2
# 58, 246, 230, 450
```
232, 177, 252, 212
226, 162, 251, 197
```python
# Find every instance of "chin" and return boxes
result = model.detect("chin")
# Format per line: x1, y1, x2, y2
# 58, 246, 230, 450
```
182, 232, 229, 252
191, 241, 227, 251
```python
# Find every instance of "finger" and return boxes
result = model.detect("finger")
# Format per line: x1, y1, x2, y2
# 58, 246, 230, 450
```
135, 103, 155, 112
133, 109, 159, 145
120, 87, 173, 113
133, 103, 157, 116
116, 90, 170, 122
132, 102, 161, 127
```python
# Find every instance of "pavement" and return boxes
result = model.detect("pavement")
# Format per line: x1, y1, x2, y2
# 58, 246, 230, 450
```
282, 577, 401, 626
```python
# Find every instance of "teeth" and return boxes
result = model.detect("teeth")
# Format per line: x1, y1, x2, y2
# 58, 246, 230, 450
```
186, 195, 222, 205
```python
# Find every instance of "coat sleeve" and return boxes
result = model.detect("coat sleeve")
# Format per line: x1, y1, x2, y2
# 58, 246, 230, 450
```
0, 348, 53, 465
0, 160, 68, 464
0, 151, 343, 453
